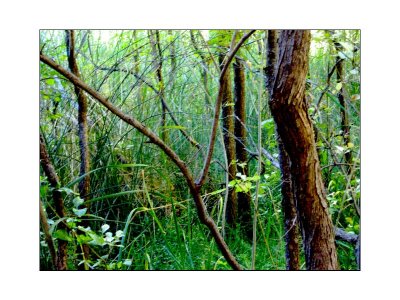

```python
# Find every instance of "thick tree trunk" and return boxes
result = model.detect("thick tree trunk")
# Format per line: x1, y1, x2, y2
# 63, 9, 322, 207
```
269, 30, 339, 270
39, 134, 67, 270
219, 54, 238, 227
233, 58, 251, 234
66, 30, 91, 269
265, 30, 301, 270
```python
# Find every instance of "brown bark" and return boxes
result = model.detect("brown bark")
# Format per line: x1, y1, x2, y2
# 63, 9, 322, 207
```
266, 30, 301, 270
40, 45, 255, 269
39, 134, 67, 270
269, 30, 339, 270
40, 197, 58, 270
65, 30, 91, 269
196, 30, 256, 188
219, 53, 237, 227
233, 58, 251, 234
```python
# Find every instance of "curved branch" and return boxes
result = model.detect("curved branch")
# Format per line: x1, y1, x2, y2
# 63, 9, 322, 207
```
196, 30, 256, 187
40, 54, 242, 270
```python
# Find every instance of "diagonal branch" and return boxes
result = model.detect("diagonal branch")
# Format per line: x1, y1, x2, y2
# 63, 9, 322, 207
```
196, 30, 256, 188
40, 53, 242, 270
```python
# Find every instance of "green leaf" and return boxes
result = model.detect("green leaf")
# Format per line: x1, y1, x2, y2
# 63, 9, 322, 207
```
101, 224, 110, 233
105, 232, 113, 243
73, 197, 84, 208
73, 207, 87, 217
46, 78, 55, 85
54, 229, 73, 242
88, 232, 105, 246
76, 234, 92, 245
57, 187, 79, 195
123, 259, 132, 266
207, 188, 226, 196
335, 82, 343, 91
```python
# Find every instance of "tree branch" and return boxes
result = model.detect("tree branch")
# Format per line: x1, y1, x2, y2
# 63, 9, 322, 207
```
196, 30, 256, 188
40, 53, 242, 270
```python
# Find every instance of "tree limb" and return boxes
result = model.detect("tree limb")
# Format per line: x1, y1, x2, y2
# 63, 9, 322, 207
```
40, 53, 242, 270
196, 30, 256, 188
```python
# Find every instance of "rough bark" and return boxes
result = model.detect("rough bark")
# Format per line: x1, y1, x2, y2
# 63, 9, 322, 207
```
65, 30, 91, 269
39, 134, 67, 270
233, 58, 251, 234
219, 53, 238, 227
40, 46, 253, 269
266, 30, 301, 270
269, 30, 339, 270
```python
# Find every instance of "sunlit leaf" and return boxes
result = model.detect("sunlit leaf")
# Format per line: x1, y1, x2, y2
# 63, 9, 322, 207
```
54, 229, 73, 242
73, 208, 87, 217
101, 224, 110, 233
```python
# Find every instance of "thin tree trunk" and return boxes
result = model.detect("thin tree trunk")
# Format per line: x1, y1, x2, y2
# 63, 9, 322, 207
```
269, 30, 339, 270
233, 57, 251, 235
332, 31, 353, 174
219, 54, 238, 227
65, 30, 91, 269
39, 134, 67, 270
149, 30, 168, 143
40, 199, 57, 270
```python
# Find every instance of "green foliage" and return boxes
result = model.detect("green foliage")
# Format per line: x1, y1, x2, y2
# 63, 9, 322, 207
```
39, 29, 360, 270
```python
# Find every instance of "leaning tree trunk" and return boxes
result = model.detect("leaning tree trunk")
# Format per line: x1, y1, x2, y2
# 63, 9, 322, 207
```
269, 30, 339, 270
66, 30, 91, 270
265, 29, 301, 270
40, 134, 67, 270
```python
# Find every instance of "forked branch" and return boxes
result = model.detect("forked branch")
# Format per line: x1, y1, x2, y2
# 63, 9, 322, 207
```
196, 30, 256, 188
40, 53, 243, 270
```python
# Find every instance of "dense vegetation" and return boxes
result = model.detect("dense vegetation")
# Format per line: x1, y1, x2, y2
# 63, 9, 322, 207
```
39, 30, 360, 270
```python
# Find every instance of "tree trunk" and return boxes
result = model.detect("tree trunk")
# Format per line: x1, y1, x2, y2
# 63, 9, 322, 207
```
269, 30, 339, 270
66, 30, 91, 269
332, 31, 353, 174
219, 54, 238, 227
39, 134, 67, 270
265, 30, 301, 270
233, 57, 251, 235
149, 30, 168, 143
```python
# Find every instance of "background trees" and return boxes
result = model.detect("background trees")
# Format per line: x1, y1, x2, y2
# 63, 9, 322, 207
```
39, 29, 360, 270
